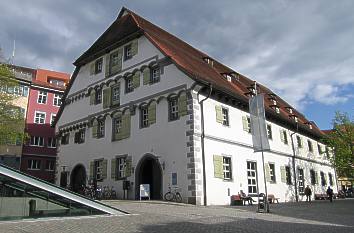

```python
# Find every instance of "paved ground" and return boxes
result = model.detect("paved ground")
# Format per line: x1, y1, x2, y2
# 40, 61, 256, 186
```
0, 199, 353, 233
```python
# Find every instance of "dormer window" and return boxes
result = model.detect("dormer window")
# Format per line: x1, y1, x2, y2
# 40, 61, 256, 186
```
305, 122, 313, 130
203, 57, 214, 67
275, 106, 280, 114
286, 107, 293, 114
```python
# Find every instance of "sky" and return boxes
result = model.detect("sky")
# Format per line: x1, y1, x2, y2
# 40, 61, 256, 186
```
0, 0, 353, 130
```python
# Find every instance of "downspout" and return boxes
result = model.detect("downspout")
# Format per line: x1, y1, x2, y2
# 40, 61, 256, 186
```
198, 83, 212, 206
290, 123, 299, 202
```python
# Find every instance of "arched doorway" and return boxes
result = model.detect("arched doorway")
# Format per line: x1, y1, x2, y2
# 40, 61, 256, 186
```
70, 164, 86, 194
135, 154, 162, 200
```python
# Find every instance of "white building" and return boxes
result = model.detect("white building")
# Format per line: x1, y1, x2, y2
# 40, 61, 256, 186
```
55, 7, 337, 205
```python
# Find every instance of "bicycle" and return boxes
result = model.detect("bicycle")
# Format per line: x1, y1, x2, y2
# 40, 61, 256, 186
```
164, 185, 182, 202
103, 186, 117, 199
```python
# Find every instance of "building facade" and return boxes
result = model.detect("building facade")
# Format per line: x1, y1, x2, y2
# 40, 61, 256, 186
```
0, 65, 34, 169
55, 8, 337, 205
21, 69, 69, 182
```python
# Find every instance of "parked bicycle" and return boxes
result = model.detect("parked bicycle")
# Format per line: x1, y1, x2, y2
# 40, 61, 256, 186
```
103, 186, 117, 199
164, 185, 182, 202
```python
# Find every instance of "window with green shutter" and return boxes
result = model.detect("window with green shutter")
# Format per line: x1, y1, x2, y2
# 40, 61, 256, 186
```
131, 39, 138, 56
133, 71, 140, 89
280, 166, 286, 183
111, 158, 117, 180
265, 163, 271, 182
102, 88, 111, 109
178, 93, 187, 117
89, 90, 96, 105
143, 67, 150, 85
148, 102, 156, 125
215, 105, 223, 123
109, 48, 123, 75
111, 84, 120, 106
112, 114, 122, 141
92, 119, 98, 138
213, 155, 223, 179
125, 156, 132, 177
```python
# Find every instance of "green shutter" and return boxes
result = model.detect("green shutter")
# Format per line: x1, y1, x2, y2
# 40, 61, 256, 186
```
213, 155, 223, 179
125, 156, 132, 177
280, 129, 285, 142
105, 54, 110, 77
280, 166, 286, 183
122, 113, 131, 139
102, 88, 111, 109
92, 119, 98, 138
89, 161, 94, 180
242, 116, 248, 131
215, 105, 223, 123
133, 71, 140, 88
90, 63, 95, 75
148, 102, 156, 125
110, 48, 123, 75
143, 67, 150, 85
101, 159, 107, 180
131, 39, 138, 56
265, 163, 271, 182
90, 90, 95, 105
111, 158, 116, 180
178, 93, 188, 116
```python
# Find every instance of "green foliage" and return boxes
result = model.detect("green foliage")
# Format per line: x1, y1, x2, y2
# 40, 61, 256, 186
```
0, 63, 26, 145
323, 112, 354, 178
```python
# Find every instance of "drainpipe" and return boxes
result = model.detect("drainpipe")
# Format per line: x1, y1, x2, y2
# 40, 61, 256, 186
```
290, 122, 299, 202
198, 83, 212, 206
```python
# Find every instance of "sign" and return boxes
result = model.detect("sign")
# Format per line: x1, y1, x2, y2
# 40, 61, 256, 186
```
249, 94, 270, 152
139, 184, 150, 200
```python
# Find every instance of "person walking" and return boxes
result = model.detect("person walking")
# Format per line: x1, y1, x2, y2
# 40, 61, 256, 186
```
304, 185, 312, 202
326, 186, 333, 202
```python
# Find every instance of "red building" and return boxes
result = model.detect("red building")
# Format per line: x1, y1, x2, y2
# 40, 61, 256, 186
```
21, 69, 70, 182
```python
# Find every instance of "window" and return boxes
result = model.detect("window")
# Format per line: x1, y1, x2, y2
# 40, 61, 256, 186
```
223, 157, 232, 180
308, 140, 313, 152
310, 169, 316, 185
298, 168, 304, 194
95, 89, 102, 104
320, 171, 326, 186
296, 135, 302, 148
281, 130, 288, 145
30, 136, 44, 147
74, 129, 85, 144
45, 160, 55, 171
269, 163, 276, 182
116, 156, 127, 179
285, 166, 292, 185
49, 79, 65, 87
28, 159, 41, 170
222, 107, 229, 126
125, 76, 134, 93
94, 160, 103, 181
61, 133, 69, 145
151, 67, 160, 84
53, 94, 62, 106
50, 114, 56, 125
141, 107, 149, 128
95, 58, 103, 74
328, 173, 333, 186
247, 161, 257, 194
114, 117, 122, 135
34, 111, 46, 124
110, 52, 120, 68
98, 120, 105, 138
124, 44, 133, 60
112, 85, 120, 103
47, 137, 56, 148
317, 144, 323, 154
169, 97, 179, 121
242, 116, 251, 133
267, 124, 272, 139
37, 91, 47, 104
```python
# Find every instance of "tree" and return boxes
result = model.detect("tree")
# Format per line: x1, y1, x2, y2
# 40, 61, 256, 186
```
323, 112, 354, 178
0, 63, 26, 145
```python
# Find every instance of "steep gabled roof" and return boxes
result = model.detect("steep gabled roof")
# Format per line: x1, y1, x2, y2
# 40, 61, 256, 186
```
60, 7, 323, 138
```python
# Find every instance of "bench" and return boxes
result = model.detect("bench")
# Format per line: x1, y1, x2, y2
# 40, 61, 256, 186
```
314, 194, 328, 200
267, 194, 280, 203
230, 195, 243, 206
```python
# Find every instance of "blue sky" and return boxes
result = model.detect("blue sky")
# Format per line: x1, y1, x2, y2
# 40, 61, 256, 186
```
0, 0, 353, 129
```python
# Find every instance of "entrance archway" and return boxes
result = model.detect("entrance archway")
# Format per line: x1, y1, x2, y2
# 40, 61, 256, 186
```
135, 154, 162, 200
70, 164, 86, 194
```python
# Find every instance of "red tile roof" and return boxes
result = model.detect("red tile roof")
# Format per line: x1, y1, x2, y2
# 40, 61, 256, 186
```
67, 7, 324, 138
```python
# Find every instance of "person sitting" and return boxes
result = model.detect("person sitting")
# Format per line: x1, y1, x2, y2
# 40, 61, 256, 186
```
240, 190, 254, 205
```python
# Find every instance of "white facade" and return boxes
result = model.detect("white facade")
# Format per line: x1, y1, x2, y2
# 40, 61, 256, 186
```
57, 25, 337, 206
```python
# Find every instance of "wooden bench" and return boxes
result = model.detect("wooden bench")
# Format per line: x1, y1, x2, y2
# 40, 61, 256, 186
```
267, 194, 280, 203
230, 195, 243, 206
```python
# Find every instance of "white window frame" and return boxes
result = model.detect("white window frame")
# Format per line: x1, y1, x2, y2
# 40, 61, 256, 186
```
124, 44, 133, 60
298, 168, 304, 194
37, 91, 47, 104
47, 137, 56, 148
169, 98, 178, 121
112, 85, 120, 102
222, 156, 232, 180
116, 156, 127, 179
34, 111, 46, 124
50, 114, 56, 125
269, 163, 276, 183
28, 159, 41, 170
53, 94, 62, 107
45, 160, 55, 171
94, 159, 103, 181
266, 124, 272, 139
125, 76, 134, 93
141, 107, 149, 128
114, 117, 122, 134
151, 67, 160, 84
246, 116, 251, 133
247, 161, 257, 195
222, 107, 229, 126
30, 136, 44, 147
